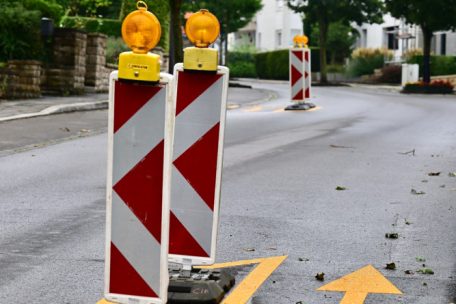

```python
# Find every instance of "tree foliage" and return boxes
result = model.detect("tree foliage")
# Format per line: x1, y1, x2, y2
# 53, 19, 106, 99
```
288, 0, 384, 83
385, 0, 456, 83
182, 0, 262, 64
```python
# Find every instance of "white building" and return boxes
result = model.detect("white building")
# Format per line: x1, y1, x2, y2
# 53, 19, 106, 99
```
229, 0, 303, 51
354, 14, 456, 60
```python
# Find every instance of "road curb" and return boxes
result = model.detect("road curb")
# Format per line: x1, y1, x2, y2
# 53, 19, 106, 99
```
0, 100, 108, 123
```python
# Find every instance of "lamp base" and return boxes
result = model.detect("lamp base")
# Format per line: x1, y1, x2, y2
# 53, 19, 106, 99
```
184, 47, 218, 72
118, 51, 160, 82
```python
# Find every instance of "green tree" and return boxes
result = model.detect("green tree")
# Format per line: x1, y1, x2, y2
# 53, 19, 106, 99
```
385, 0, 456, 84
182, 0, 262, 65
287, 0, 383, 83
310, 22, 359, 65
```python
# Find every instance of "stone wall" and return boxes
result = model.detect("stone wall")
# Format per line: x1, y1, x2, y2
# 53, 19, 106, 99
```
85, 33, 109, 92
0, 61, 41, 99
43, 28, 87, 95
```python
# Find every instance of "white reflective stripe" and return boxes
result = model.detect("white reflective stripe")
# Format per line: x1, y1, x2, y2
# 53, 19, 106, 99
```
291, 81, 303, 99
171, 167, 213, 254
111, 191, 162, 296
291, 51, 304, 76
113, 89, 166, 185
173, 76, 224, 160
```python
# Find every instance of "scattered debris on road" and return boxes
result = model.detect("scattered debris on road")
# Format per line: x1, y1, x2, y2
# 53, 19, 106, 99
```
405, 219, 412, 225
385, 233, 399, 239
298, 257, 309, 262
411, 189, 426, 195
449, 172, 456, 177
428, 172, 441, 176
315, 273, 325, 281
336, 186, 347, 191
59, 127, 70, 132
405, 270, 414, 275
243, 248, 255, 252
330, 144, 354, 149
417, 268, 434, 275
385, 262, 396, 270
399, 149, 415, 156
416, 257, 426, 263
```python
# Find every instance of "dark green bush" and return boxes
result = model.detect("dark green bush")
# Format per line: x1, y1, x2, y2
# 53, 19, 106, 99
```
23, 0, 64, 23
407, 55, 456, 76
254, 47, 322, 80
227, 51, 257, 78
376, 65, 402, 84
0, 4, 44, 61
60, 16, 122, 37
106, 37, 129, 64
402, 80, 454, 94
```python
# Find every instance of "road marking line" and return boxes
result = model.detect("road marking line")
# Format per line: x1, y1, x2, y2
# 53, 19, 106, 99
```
317, 265, 402, 304
199, 255, 287, 304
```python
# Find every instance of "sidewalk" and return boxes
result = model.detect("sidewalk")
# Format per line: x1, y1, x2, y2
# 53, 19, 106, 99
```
0, 86, 273, 123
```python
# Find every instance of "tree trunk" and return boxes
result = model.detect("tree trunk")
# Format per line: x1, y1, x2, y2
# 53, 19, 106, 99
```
168, 0, 183, 74
422, 27, 433, 84
223, 33, 229, 66
318, 17, 328, 84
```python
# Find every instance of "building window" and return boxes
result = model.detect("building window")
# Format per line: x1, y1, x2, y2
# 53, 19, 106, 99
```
385, 26, 399, 50
441, 33, 447, 55
276, 30, 282, 47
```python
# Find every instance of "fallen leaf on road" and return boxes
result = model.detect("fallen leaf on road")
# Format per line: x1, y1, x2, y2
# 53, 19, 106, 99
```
330, 145, 354, 149
405, 270, 414, 275
60, 127, 70, 132
243, 248, 255, 252
422, 180, 428, 183
298, 257, 309, 262
79, 129, 90, 133
423, 282, 428, 286
385, 233, 399, 239
416, 257, 426, 262
336, 186, 347, 191
440, 185, 446, 188
405, 219, 412, 225
449, 172, 456, 177
411, 189, 426, 195
385, 262, 396, 270
315, 273, 325, 281
266, 247, 277, 251
417, 268, 434, 275
399, 149, 415, 156
428, 172, 441, 176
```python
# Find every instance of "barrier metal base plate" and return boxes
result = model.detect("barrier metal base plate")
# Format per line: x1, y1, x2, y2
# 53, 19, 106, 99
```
285, 103, 316, 111
168, 267, 235, 304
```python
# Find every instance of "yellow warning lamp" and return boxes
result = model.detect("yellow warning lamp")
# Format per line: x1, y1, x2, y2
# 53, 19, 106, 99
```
118, 1, 161, 82
184, 9, 220, 72
293, 35, 309, 48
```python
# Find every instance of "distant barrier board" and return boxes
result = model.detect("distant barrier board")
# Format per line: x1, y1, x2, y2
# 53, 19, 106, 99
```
290, 48, 311, 102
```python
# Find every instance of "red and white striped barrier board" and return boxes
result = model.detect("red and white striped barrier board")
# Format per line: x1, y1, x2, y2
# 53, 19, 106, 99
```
290, 48, 311, 102
169, 63, 229, 266
104, 72, 175, 304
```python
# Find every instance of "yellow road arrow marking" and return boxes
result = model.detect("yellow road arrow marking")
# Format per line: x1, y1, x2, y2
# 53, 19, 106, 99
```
199, 255, 287, 304
317, 265, 402, 304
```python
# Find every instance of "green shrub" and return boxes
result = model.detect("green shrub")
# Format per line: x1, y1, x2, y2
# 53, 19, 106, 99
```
402, 80, 454, 94
407, 55, 456, 76
23, 0, 64, 23
60, 16, 122, 37
227, 51, 257, 78
254, 48, 322, 80
347, 48, 393, 77
106, 37, 129, 64
0, 4, 44, 61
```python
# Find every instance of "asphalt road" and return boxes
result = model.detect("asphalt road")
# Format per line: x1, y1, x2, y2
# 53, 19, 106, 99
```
0, 82, 455, 304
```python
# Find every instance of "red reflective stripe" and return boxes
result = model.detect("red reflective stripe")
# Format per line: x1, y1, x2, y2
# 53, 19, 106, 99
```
305, 50, 309, 62
292, 50, 303, 62
176, 71, 223, 116
113, 141, 165, 243
291, 65, 302, 86
114, 82, 162, 132
109, 243, 158, 298
174, 123, 220, 210
169, 212, 209, 257
293, 89, 304, 101
305, 88, 310, 99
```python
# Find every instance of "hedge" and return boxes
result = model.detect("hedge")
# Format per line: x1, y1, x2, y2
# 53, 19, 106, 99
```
254, 48, 321, 80
227, 52, 257, 78
407, 55, 456, 76
60, 16, 122, 37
